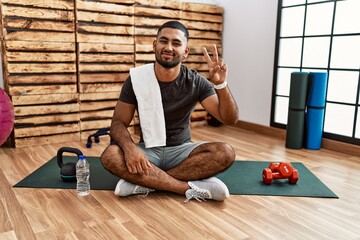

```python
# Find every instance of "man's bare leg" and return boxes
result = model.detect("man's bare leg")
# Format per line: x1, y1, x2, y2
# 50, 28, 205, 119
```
100, 142, 235, 195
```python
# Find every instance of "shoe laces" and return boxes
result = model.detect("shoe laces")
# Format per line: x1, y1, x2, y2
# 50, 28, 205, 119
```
134, 185, 154, 197
184, 182, 210, 203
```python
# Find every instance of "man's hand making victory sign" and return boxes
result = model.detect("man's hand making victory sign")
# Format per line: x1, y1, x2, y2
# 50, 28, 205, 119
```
202, 44, 228, 86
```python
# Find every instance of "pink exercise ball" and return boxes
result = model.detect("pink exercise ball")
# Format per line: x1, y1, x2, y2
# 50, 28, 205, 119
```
0, 88, 14, 146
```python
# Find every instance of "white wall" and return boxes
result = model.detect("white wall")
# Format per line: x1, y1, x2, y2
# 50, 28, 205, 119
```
216, 0, 278, 126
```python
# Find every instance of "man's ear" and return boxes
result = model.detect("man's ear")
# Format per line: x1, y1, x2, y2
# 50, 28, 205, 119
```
184, 45, 190, 58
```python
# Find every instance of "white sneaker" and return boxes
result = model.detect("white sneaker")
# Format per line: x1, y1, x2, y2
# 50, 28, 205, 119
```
185, 177, 230, 202
114, 179, 155, 197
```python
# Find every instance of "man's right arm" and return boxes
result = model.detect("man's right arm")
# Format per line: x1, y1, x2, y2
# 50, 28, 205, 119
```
110, 101, 152, 175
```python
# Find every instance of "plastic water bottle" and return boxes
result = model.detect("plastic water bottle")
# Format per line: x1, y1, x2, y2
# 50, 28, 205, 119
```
76, 155, 90, 196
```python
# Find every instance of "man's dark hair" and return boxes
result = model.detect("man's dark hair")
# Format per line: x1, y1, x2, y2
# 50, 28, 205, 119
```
157, 21, 189, 40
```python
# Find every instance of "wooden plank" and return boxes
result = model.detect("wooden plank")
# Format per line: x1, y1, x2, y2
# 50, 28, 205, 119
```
79, 53, 134, 63
79, 43, 134, 53
14, 113, 79, 125
80, 110, 114, 120
3, 19, 74, 32
1, 0, 74, 10
135, 27, 157, 36
99, 0, 134, 4
79, 73, 128, 83
135, 17, 179, 27
2, 5, 74, 21
135, 53, 154, 62
5, 41, 75, 51
77, 11, 133, 25
80, 101, 117, 111
135, 36, 155, 45
14, 123, 80, 138
77, 34, 133, 44
14, 103, 79, 116
9, 85, 77, 96
12, 93, 78, 106
80, 83, 123, 93
79, 63, 132, 72
80, 92, 120, 101
135, 7, 181, 19
188, 38, 222, 47
183, 20, 222, 32
182, 2, 223, 14
135, 44, 153, 52
5, 31, 75, 42
6, 52, 76, 62
76, 0, 134, 14
182, 11, 223, 23
7, 63, 76, 74
184, 55, 206, 63
188, 29, 221, 40
15, 132, 80, 147
135, 0, 182, 10
191, 45, 222, 55
80, 119, 112, 131
8, 74, 76, 85
78, 24, 133, 35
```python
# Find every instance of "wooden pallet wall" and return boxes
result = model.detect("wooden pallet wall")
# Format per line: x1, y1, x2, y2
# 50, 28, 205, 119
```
181, 2, 223, 126
0, 0, 224, 147
76, 0, 136, 140
1, 0, 80, 147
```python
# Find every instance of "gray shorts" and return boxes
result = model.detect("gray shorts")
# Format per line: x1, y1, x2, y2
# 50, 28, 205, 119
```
136, 142, 204, 171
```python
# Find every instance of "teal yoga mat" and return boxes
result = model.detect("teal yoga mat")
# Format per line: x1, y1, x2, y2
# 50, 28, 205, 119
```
13, 158, 338, 198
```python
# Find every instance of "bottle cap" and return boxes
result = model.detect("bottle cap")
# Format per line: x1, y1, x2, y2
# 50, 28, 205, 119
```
79, 155, 86, 160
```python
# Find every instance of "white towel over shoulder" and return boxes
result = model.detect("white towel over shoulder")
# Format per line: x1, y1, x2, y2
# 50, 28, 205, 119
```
130, 63, 166, 148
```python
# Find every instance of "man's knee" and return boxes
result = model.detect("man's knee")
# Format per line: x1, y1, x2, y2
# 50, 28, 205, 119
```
100, 144, 121, 169
220, 143, 236, 166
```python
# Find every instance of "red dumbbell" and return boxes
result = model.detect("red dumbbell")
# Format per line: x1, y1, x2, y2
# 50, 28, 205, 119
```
262, 162, 299, 184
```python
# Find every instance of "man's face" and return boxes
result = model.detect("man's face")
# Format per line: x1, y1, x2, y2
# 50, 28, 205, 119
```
153, 28, 189, 68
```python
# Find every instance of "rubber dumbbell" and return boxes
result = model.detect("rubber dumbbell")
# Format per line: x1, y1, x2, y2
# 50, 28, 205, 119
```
262, 162, 299, 184
268, 162, 293, 177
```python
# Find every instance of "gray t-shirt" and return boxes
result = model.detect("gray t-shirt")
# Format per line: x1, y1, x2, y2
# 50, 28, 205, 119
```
119, 64, 215, 146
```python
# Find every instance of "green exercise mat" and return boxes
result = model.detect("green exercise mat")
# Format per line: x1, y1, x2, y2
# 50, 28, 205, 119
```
13, 158, 338, 198
286, 72, 309, 149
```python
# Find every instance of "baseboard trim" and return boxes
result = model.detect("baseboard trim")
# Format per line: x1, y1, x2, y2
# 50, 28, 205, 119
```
235, 120, 360, 157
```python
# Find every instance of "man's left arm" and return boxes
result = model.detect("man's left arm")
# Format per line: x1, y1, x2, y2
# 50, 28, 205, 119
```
200, 44, 239, 125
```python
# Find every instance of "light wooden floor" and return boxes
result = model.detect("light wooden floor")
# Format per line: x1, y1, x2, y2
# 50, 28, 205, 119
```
1, 125, 360, 240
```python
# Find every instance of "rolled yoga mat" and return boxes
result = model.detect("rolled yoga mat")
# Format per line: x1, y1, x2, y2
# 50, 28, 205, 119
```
306, 72, 328, 150
286, 72, 309, 149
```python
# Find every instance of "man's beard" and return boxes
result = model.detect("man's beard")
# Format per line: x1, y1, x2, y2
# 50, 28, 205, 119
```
155, 52, 182, 68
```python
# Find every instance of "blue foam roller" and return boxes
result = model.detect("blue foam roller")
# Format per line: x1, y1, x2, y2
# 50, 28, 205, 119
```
306, 108, 325, 149
307, 72, 328, 108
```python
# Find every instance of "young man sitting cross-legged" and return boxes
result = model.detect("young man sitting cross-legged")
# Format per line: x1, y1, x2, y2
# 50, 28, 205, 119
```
100, 21, 239, 202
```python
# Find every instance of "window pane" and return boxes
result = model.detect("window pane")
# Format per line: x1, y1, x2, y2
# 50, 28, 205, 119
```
324, 103, 354, 137
282, 0, 305, 7
302, 37, 330, 68
355, 107, 360, 139
280, 6, 305, 37
327, 70, 358, 104
274, 96, 289, 124
278, 38, 303, 67
276, 68, 300, 96
330, 36, 360, 69
334, 0, 360, 34
305, 2, 334, 36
